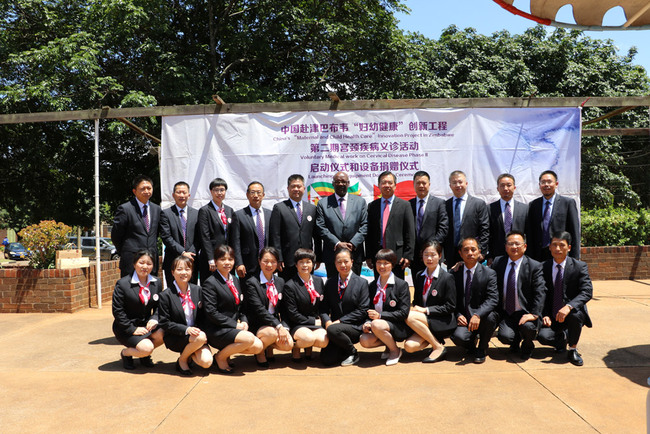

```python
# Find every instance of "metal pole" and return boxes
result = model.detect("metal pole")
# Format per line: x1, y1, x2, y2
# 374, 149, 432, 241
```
95, 119, 102, 308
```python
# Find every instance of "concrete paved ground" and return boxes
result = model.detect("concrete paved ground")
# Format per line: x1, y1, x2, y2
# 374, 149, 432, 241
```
0, 279, 648, 433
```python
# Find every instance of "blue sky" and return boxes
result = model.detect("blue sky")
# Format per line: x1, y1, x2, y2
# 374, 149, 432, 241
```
395, 0, 650, 74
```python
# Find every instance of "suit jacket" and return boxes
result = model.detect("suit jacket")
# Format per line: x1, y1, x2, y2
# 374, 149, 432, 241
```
491, 255, 546, 318
368, 276, 410, 323
201, 272, 247, 331
160, 205, 199, 281
366, 196, 415, 263
243, 274, 287, 331
111, 275, 162, 337
321, 272, 370, 327
413, 268, 456, 320
269, 199, 321, 267
410, 195, 449, 271
527, 194, 581, 260
452, 263, 498, 319
282, 275, 326, 328
444, 195, 489, 265
487, 199, 528, 259
316, 194, 368, 265
158, 283, 204, 336
197, 202, 237, 270
542, 257, 592, 327
111, 198, 161, 276
233, 206, 271, 276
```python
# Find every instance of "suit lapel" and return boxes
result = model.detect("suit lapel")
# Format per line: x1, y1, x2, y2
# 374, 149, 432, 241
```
330, 195, 344, 222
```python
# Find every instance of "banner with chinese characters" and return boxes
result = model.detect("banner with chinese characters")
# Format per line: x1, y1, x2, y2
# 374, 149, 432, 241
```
160, 108, 581, 210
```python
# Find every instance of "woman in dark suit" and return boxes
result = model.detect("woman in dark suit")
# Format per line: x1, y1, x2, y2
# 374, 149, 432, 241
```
282, 248, 328, 362
359, 249, 410, 366
321, 247, 370, 366
202, 245, 262, 373
158, 256, 213, 376
244, 247, 293, 368
404, 240, 456, 363
112, 249, 164, 370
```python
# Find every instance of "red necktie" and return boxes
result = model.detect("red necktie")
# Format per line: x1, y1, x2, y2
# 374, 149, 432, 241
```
226, 278, 240, 305
218, 207, 228, 226
305, 279, 319, 304
422, 275, 433, 296
138, 282, 151, 304
338, 277, 348, 300
373, 282, 387, 305
266, 281, 279, 307
178, 288, 195, 310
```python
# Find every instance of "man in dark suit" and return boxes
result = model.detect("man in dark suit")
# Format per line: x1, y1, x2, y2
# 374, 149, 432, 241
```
450, 237, 499, 364
527, 170, 580, 262
538, 231, 593, 366
410, 170, 448, 277
487, 173, 528, 264
444, 170, 489, 267
160, 181, 199, 286
112, 175, 161, 277
365, 171, 415, 280
485, 230, 546, 361
316, 171, 368, 279
269, 174, 321, 280
233, 181, 271, 280
197, 178, 238, 282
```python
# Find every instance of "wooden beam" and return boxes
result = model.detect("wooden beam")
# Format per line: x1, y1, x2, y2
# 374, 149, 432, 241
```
2, 96, 650, 124
116, 117, 161, 144
583, 106, 637, 125
212, 95, 226, 105
582, 128, 650, 136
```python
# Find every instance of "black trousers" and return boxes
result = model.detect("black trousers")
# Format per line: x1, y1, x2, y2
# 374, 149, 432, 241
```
538, 309, 586, 347
485, 310, 540, 352
451, 319, 494, 351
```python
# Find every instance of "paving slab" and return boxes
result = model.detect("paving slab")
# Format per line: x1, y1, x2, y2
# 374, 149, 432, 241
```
0, 280, 648, 433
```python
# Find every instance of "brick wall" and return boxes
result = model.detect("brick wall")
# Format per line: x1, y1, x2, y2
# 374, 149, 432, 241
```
581, 246, 650, 280
0, 260, 121, 313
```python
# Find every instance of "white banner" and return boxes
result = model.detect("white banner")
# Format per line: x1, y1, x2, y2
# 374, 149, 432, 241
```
160, 108, 581, 210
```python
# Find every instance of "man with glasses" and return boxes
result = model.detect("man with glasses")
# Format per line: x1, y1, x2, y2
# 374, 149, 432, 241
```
233, 181, 272, 280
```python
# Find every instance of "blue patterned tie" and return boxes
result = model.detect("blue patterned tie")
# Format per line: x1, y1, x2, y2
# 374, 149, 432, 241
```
504, 201, 512, 234
542, 200, 551, 247
179, 208, 187, 248
453, 198, 462, 246
256, 209, 265, 252
506, 262, 517, 314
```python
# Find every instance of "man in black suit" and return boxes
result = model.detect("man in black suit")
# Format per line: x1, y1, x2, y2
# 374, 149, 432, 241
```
487, 173, 528, 264
160, 181, 199, 286
410, 170, 448, 277
485, 230, 546, 361
269, 174, 321, 280
112, 175, 161, 277
526, 170, 580, 262
197, 178, 238, 282
316, 171, 368, 279
366, 171, 415, 280
233, 181, 271, 280
450, 237, 499, 364
444, 170, 489, 267
538, 231, 593, 366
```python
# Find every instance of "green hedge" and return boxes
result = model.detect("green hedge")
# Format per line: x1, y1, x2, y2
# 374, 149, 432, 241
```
581, 207, 650, 247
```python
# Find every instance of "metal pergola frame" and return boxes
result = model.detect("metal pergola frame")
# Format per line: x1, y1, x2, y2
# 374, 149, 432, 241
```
1, 95, 648, 307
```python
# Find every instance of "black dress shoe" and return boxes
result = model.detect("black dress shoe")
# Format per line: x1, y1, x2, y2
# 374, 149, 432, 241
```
256, 360, 270, 369
291, 357, 304, 363
474, 348, 486, 364
175, 359, 193, 376
214, 365, 234, 374
509, 342, 520, 353
422, 347, 447, 363
267, 356, 276, 363
121, 351, 135, 370
140, 356, 155, 368
567, 349, 584, 366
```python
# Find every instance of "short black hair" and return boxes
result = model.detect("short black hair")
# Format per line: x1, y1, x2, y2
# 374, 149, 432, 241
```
132, 175, 153, 190
247, 181, 264, 193
132, 249, 154, 266
171, 255, 193, 272
448, 170, 466, 182
497, 173, 515, 186
209, 178, 228, 191
505, 230, 526, 244
294, 248, 316, 263
375, 248, 397, 266
334, 246, 353, 259
413, 171, 430, 181
421, 240, 442, 257
551, 231, 572, 245
287, 174, 304, 186
173, 181, 190, 193
214, 244, 235, 260
378, 171, 396, 185
258, 246, 280, 262
539, 170, 558, 182
457, 237, 480, 252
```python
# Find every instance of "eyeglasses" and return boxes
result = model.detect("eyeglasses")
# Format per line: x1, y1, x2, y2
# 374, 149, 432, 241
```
506, 242, 524, 247
248, 190, 263, 196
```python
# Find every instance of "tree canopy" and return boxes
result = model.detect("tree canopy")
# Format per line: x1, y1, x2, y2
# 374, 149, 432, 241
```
1, 0, 649, 229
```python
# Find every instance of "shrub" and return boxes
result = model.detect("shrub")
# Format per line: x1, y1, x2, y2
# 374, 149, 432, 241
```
581, 207, 649, 247
18, 220, 72, 269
